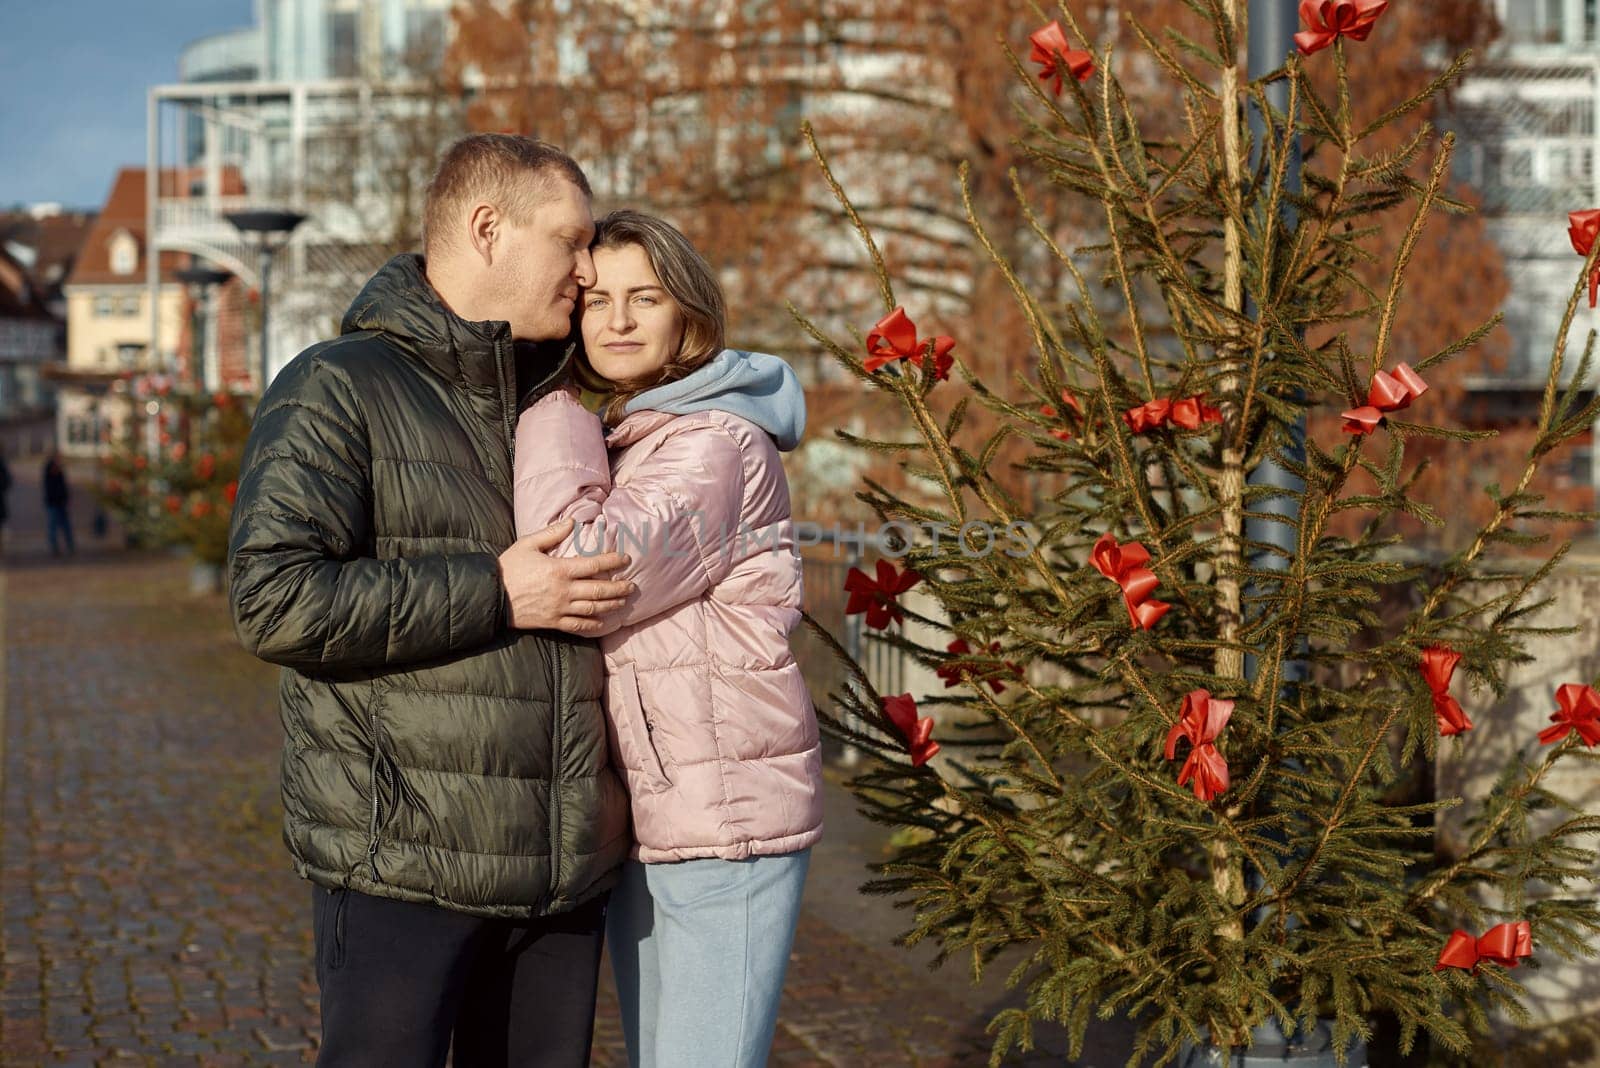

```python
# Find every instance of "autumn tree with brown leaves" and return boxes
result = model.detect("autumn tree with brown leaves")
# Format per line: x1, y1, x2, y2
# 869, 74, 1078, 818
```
438, 0, 1541, 549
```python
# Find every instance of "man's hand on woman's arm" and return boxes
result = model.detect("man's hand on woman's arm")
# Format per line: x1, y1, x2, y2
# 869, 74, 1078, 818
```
499, 518, 635, 635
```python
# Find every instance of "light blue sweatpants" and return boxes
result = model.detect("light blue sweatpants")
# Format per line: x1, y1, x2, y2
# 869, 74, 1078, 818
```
606, 850, 811, 1067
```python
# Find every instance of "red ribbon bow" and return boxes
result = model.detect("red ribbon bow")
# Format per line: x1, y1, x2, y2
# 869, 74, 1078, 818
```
865, 307, 955, 381
1295, 0, 1388, 55
882, 693, 941, 766
1168, 396, 1222, 430
844, 559, 922, 630
1090, 532, 1170, 630
1434, 921, 1532, 973
1569, 209, 1600, 309
936, 638, 1020, 694
1028, 21, 1095, 95
1538, 683, 1600, 747
1340, 363, 1428, 435
1164, 689, 1233, 802
1420, 646, 1472, 737
1123, 395, 1221, 434
1040, 390, 1083, 442
1123, 398, 1171, 434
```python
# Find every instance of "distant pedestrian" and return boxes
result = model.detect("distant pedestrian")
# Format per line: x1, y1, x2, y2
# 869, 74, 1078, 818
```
43, 453, 74, 556
0, 448, 11, 550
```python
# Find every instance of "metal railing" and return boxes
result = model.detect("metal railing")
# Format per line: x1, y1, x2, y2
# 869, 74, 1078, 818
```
790, 524, 912, 765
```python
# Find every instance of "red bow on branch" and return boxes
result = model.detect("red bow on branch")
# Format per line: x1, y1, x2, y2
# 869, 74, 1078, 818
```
1090, 532, 1170, 630
1569, 209, 1600, 309
882, 693, 941, 766
844, 559, 922, 630
1340, 363, 1428, 435
1165, 689, 1232, 802
1028, 21, 1095, 96
936, 638, 1020, 694
1123, 395, 1221, 434
865, 307, 955, 381
1295, 0, 1388, 56
1169, 395, 1222, 430
1039, 390, 1084, 442
1434, 920, 1532, 973
1420, 646, 1472, 737
1538, 683, 1600, 747
1123, 398, 1171, 433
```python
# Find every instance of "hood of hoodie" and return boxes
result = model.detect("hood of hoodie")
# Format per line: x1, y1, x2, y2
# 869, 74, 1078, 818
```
341, 254, 572, 404
619, 348, 806, 451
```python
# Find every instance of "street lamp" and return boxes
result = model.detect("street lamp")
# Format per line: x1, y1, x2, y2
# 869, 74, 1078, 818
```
225, 209, 307, 392
1244, 0, 1305, 684
173, 263, 232, 393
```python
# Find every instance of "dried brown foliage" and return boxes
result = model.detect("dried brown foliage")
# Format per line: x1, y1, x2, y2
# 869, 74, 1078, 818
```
443, 1, 1557, 545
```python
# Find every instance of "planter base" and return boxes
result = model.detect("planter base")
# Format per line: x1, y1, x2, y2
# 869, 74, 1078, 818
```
1180, 1021, 1367, 1067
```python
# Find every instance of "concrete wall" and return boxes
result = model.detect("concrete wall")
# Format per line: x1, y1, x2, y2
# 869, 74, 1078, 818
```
1436, 560, 1600, 1033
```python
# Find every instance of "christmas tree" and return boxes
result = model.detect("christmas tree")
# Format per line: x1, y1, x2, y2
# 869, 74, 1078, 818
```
798, 1, 1600, 1063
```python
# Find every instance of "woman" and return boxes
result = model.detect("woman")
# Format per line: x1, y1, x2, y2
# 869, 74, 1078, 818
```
512, 210, 822, 1067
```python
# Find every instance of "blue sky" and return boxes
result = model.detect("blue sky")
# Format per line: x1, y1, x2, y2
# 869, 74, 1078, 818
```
0, 0, 256, 211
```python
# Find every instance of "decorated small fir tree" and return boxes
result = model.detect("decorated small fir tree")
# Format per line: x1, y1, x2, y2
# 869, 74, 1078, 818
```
797, 1, 1600, 1063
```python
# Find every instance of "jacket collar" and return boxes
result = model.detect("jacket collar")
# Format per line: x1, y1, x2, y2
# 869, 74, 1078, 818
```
606, 409, 678, 448
340, 254, 572, 399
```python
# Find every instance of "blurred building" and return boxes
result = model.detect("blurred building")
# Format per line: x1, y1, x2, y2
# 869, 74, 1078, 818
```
52, 169, 195, 458
0, 205, 91, 455
148, 0, 460, 389
1449, 1, 1600, 486
0, 205, 96, 318
0, 245, 61, 446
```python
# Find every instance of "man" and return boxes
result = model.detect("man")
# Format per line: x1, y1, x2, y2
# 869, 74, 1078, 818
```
228, 135, 633, 1067
43, 452, 74, 556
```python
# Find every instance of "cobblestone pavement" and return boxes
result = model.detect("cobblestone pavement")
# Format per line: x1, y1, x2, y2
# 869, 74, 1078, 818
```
1, 462, 1101, 1066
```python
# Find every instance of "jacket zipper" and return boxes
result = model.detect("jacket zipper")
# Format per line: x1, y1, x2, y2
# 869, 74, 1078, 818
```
548, 645, 565, 904
493, 336, 516, 461
367, 711, 385, 881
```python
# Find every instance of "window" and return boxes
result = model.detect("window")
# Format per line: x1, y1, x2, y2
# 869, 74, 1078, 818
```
109, 230, 137, 276
1506, 0, 1590, 43
94, 295, 115, 317
116, 343, 145, 368
119, 295, 140, 316
404, 9, 446, 69
329, 11, 359, 77
1506, 149, 1534, 182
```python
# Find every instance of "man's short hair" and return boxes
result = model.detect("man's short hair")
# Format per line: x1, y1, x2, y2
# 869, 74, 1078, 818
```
422, 134, 592, 257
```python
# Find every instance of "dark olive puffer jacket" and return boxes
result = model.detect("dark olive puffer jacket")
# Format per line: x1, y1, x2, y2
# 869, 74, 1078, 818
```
228, 254, 630, 918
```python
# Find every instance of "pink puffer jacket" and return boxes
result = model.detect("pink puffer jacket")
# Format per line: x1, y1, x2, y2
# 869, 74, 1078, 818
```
512, 390, 822, 863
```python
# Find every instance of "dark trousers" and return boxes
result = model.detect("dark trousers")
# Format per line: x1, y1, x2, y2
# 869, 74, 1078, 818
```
312, 887, 608, 1068
45, 504, 74, 555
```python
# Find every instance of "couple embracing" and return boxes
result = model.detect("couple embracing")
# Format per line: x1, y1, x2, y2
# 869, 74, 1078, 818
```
227, 134, 823, 1067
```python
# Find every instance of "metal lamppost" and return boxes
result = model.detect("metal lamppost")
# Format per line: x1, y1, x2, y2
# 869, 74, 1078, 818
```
1245, 0, 1306, 683
173, 263, 232, 394
224, 209, 307, 392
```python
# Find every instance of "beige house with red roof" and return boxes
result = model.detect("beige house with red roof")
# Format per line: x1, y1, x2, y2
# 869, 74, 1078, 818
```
56, 169, 190, 457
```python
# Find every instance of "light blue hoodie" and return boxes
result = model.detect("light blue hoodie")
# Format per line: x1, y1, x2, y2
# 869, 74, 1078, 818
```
622, 348, 807, 452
